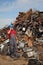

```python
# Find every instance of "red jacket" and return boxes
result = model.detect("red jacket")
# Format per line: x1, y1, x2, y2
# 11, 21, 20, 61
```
7, 29, 16, 39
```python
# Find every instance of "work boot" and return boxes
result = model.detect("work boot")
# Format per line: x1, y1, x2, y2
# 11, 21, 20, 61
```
13, 56, 19, 60
10, 54, 15, 58
15, 54, 20, 58
14, 53, 20, 58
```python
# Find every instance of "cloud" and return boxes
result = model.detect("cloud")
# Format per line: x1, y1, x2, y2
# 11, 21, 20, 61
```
0, 0, 43, 12
0, 18, 15, 29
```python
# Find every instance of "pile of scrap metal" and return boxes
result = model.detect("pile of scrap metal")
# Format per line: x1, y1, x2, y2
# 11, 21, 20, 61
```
13, 9, 43, 62
0, 9, 43, 62
0, 25, 9, 43
0, 26, 9, 54
13, 9, 43, 46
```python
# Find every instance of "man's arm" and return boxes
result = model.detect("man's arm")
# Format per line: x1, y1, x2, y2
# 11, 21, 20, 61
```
7, 29, 11, 34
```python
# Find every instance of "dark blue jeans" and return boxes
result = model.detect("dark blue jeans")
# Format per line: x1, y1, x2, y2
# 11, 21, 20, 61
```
9, 34, 18, 57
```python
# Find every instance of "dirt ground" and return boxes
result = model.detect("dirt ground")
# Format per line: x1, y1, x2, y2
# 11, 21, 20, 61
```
0, 55, 28, 65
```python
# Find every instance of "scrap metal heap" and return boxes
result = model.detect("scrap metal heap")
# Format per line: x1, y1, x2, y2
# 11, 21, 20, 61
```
0, 9, 43, 62
13, 9, 43, 62
13, 9, 43, 46
0, 26, 8, 44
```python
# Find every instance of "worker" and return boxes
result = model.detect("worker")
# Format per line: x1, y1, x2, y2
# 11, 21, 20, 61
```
7, 24, 19, 59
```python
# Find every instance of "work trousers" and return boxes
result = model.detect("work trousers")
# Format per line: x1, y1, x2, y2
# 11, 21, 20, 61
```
9, 34, 18, 56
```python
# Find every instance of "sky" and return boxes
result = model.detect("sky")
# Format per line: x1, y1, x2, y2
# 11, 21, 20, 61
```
0, 0, 43, 29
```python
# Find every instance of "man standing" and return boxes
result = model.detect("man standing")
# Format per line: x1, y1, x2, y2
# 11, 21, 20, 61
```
7, 24, 19, 58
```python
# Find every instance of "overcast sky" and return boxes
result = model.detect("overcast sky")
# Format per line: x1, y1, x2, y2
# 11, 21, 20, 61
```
0, 0, 43, 29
